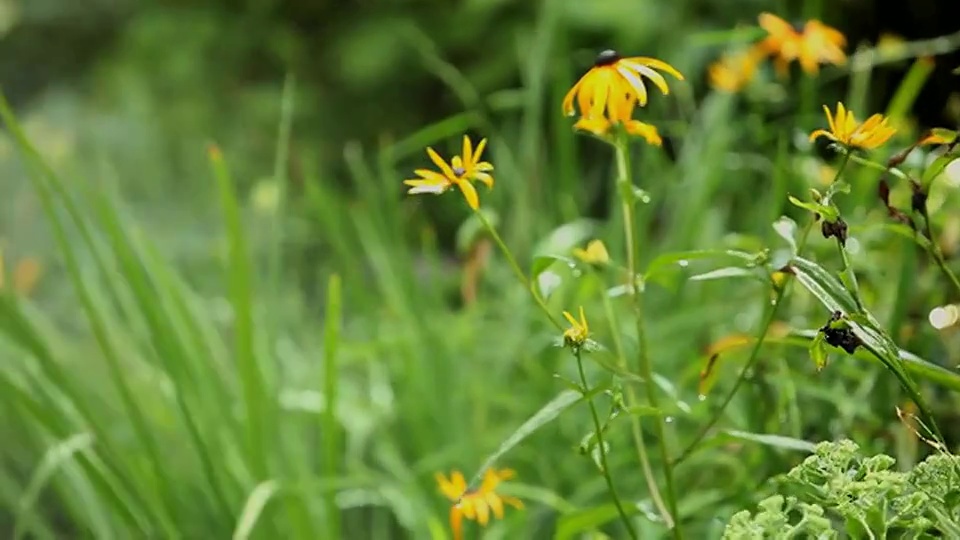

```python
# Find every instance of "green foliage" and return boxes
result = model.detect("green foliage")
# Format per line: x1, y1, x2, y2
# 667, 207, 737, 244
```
724, 440, 960, 538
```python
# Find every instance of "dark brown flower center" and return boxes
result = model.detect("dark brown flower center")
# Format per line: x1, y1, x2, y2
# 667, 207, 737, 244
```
452, 166, 466, 177
594, 49, 621, 67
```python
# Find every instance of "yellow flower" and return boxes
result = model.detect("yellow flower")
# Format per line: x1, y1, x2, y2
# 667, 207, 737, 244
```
562, 49, 684, 118
708, 48, 764, 93
572, 240, 610, 265
403, 135, 494, 210
756, 13, 846, 76
809, 103, 896, 150
436, 468, 522, 540
562, 306, 590, 348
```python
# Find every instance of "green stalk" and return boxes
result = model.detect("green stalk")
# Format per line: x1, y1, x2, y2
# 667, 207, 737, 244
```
674, 152, 852, 465
600, 288, 672, 526
614, 136, 682, 538
575, 349, 638, 540
474, 210, 564, 330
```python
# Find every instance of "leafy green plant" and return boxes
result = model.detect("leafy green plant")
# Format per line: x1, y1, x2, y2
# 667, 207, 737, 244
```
724, 440, 960, 538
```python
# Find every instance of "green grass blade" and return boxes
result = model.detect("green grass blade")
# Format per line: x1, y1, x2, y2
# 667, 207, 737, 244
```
208, 144, 272, 480
321, 273, 343, 538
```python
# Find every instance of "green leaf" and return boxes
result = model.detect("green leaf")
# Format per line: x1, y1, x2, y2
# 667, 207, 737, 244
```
921, 150, 960, 186
556, 503, 654, 540
809, 333, 828, 371
531, 254, 575, 279
624, 405, 662, 417
532, 219, 598, 257
721, 430, 817, 453
788, 257, 859, 315
644, 249, 758, 280
787, 196, 838, 221
466, 390, 583, 489
689, 267, 763, 282
233, 480, 280, 540
772, 216, 798, 255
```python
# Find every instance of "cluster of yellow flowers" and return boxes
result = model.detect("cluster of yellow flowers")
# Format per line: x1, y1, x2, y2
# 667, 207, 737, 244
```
403, 10, 960, 540
709, 12, 847, 92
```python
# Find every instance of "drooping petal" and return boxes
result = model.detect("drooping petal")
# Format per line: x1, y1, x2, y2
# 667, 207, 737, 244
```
457, 179, 480, 210
758, 12, 795, 37
615, 65, 649, 106
450, 506, 463, 540
473, 172, 494, 189
487, 494, 505, 519
573, 116, 612, 137
624, 120, 662, 146
474, 499, 490, 526
624, 57, 685, 80
808, 128, 835, 143
562, 75, 586, 116
436, 472, 465, 501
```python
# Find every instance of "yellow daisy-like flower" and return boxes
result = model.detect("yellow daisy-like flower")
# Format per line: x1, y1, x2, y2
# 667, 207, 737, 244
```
403, 135, 494, 210
562, 306, 590, 349
572, 240, 610, 266
757, 12, 847, 76
809, 103, 896, 150
436, 468, 523, 540
708, 48, 764, 93
562, 49, 684, 118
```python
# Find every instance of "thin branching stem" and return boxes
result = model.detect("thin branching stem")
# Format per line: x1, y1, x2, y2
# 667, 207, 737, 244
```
575, 349, 638, 540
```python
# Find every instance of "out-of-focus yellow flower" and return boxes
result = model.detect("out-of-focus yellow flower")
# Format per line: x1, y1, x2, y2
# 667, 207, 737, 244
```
436, 468, 522, 540
708, 48, 764, 93
563, 49, 684, 117
809, 103, 896, 150
756, 13, 846, 76
403, 135, 493, 210
573, 240, 610, 266
563, 306, 590, 349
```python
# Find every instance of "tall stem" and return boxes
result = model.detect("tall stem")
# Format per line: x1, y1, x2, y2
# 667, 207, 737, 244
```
614, 137, 682, 538
674, 152, 851, 465
475, 210, 563, 330
576, 350, 638, 540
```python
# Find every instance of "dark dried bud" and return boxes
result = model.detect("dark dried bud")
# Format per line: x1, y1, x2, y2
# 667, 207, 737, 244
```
910, 181, 928, 216
878, 178, 891, 206
821, 217, 848, 246
887, 146, 914, 168
819, 311, 862, 354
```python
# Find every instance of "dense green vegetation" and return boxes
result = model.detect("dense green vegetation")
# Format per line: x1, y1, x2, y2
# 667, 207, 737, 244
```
2, 1, 960, 538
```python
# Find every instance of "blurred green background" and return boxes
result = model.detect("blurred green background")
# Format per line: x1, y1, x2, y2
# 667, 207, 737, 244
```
2, 0, 960, 538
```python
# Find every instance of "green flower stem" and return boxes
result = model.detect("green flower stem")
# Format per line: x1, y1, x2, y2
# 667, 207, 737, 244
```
474, 209, 564, 331
614, 136, 682, 539
674, 152, 853, 465
575, 349, 638, 540
600, 278, 672, 527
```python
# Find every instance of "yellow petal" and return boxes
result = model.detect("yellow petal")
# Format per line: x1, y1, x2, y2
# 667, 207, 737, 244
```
576, 71, 599, 119
473, 138, 488, 165
809, 128, 834, 143
474, 499, 490, 526
573, 116, 612, 136
502, 495, 524, 509
450, 506, 463, 540
427, 147, 455, 179
562, 75, 586, 116
563, 310, 580, 328
823, 104, 836, 135
457, 179, 480, 210
436, 472, 465, 501
578, 306, 588, 333
625, 57, 685, 80
624, 120, 662, 146
462, 135, 473, 166
487, 494, 505, 519
615, 65, 648, 106
473, 172, 494, 189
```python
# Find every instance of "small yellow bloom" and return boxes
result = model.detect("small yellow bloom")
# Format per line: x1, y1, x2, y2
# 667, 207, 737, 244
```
572, 240, 610, 265
562, 306, 590, 348
757, 13, 846, 76
436, 468, 523, 540
809, 103, 896, 150
403, 135, 494, 210
708, 48, 764, 93
562, 49, 684, 118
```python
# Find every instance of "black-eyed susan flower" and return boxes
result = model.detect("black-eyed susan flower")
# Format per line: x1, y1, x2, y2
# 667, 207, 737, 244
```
563, 49, 684, 118
573, 97, 663, 146
708, 48, 764, 93
436, 468, 522, 540
403, 135, 494, 210
810, 103, 896, 150
562, 306, 590, 349
756, 12, 846, 76
573, 240, 610, 266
